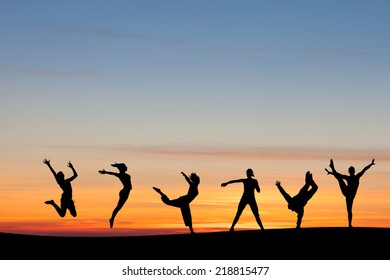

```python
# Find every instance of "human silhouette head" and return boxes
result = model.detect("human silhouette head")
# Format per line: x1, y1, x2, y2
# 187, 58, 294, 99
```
348, 166, 355, 175
190, 173, 200, 184
56, 171, 65, 181
111, 163, 127, 172
246, 168, 254, 177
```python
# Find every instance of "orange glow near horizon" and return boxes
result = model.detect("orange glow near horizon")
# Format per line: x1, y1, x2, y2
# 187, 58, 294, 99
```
1, 150, 390, 237
0, 147, 390, 236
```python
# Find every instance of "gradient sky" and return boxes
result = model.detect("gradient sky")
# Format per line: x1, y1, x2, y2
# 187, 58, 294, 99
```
1, 0, 390, 237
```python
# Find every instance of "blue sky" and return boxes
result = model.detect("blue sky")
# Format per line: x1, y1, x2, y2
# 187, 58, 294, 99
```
1, 0, 390, 157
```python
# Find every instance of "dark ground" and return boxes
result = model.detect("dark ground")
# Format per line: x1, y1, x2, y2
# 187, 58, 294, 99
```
1, 227, 389, 260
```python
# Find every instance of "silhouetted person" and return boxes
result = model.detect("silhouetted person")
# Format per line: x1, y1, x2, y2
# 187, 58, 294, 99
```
325, 158, 375, 228
153, 172, 200, 234
43, 158, 78, 218
99, 162, 132, 228
275, 171, 318, 229
221, 168, 265, 232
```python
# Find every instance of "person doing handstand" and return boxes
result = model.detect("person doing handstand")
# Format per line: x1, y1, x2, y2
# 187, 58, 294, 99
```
275, 171, 318, 229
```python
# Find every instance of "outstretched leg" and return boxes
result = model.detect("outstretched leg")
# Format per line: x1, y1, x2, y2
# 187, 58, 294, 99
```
230, 197, 246, 232
45, 200, 66, 217
249, 200, 264, 230
326, 160, 348, 197
297, 181, 318, 203
152, 187, 180, 207
230, 213, 241, 232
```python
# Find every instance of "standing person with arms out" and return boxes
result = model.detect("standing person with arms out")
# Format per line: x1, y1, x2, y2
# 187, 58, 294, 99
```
99, 162, 132, 229
153, 172, 200, 234
325, 158, 375, 228
275, 171, 318, 229
221, 168, 265, 232
43, 158, 78, 218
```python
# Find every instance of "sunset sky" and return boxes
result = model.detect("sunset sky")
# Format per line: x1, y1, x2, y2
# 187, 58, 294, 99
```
1, 1, 390, 237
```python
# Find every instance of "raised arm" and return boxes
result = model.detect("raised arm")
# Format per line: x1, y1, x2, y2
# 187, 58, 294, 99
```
181, 172, 192, 184
67, 161, 78, 181
43, 158, 57, 177
221, 179, 243, 187
357, 159, 375, 177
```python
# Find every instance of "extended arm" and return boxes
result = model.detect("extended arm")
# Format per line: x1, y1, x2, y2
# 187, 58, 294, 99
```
98, 169, 118, 176
357, 159, 375, 177
255, 180, 260, 193
221, 179, 243, 187
181, 172, 191, 184
67, 161, 78, 181
43, 158, 57, 178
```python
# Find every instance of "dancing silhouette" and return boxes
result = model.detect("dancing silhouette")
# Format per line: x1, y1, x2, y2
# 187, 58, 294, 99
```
221, 168, 265, 232
325, 158, 375, 228
153, 172, 200, 234
99, 162, 132, 228
275, 171, 318, 229
43, 158, 78, 218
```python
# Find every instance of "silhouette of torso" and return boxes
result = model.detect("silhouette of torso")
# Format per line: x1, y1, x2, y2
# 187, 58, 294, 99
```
344, 175, 360, 198
57, 179, 73, 199
288, 195, 306, 212
186, 181, 199, 203
116, 173, 132, 193
242, 178, 259, 198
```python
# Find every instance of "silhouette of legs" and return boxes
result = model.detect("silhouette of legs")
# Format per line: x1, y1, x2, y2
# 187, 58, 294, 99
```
327, 160, 354, 227
276, 181, 318, 229
249, 201, 265, 230
230, 196, 264, 232
44, 199, 70, 218
180, 204, 195, 234
67, 200, 77, 217
327, 160, 348, 197
153, 187, 195, 234
153, 187, 176, 206
346, 198, 354, 228
110, 190, 130, 228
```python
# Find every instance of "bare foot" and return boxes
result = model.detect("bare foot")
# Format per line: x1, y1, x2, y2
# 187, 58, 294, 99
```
109, 218, 114, 229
